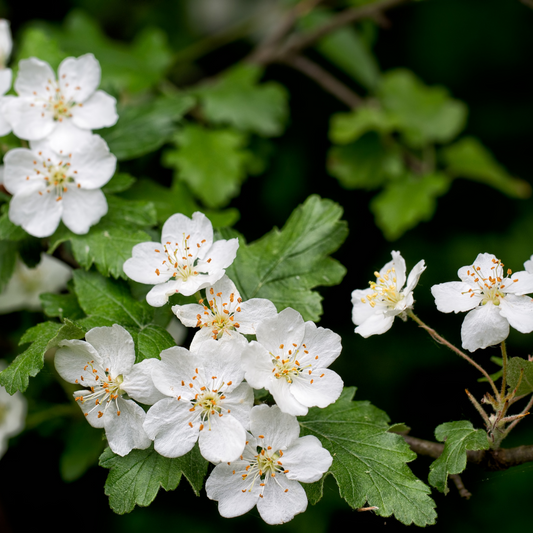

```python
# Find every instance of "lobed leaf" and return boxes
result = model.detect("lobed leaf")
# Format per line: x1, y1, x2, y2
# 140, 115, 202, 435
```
506, 357, 533, 396
99, 444, 208, 514
221, 195, 348, 322
299, 388, 437, 526
428, 421, 489, 494
0, 320, 85, 394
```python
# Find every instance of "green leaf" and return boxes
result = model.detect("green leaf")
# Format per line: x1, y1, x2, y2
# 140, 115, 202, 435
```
327, 132, 403, 190
196, 64, 288, 137
102, 173, 137, 194
0, 320, 85, 394
299, 9, 380, 91
14, 26, 65, 71
299, 388, 437, 526
127, 324, 176, 362
441, 137, 531, 198
379, 69, 467, 148
119, 179, 240, 228
0, 240, 18, 292
164, 124, 250, 209
329, 107, 397, 145
506, 357, 533, 396
99, 444, 208, 514
40, 292, 85, 321
73, 270, 153, 329
371, 172, 450, 240
0, 208, 27, 241
221, 195, 348, 322
99, 94, 195, 161
428, 421, 489, 494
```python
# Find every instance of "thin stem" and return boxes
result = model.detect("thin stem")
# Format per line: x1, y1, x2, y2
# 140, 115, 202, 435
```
503, 393, 533, 437
500, 341, 508, 399
465, 389, 491, 426
407, 310, 500, 400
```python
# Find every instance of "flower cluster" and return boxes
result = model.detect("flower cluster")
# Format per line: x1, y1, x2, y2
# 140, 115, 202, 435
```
0, 22, 118, 238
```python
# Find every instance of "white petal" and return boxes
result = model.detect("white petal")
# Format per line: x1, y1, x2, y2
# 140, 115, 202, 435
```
431, 282, 482, 313
301, 321, 342, 369
123, 241, 174, 285
172, 303, 204, 327
461, 304, 509, 352
351, 289, 378, 326
162, 212, 213, 249
61, 187, 108, 234
151, 346, 196, 398
499, 294, 533, 334
71, 90, 118, 129
199, 414, 247, 463
524, 256, 533, 274
144, 398, 199, 458
0, 68, 12, 95
104, 397, 151, 456
236, 298, 278, 334
388, 251, 407, 289
255, 308, 306, 354
250, 404, 300, 451
44, 120, 94, 153
405, 259, 426, 293
220, 382, 254, 429
503, 271, 533, 296
58, 54, 100, 102
14, 58, 56, 96
290, 368, 343, 410
122, 358, 167, 405
146, 280, 182, 307
281, 435, 332, 483
196, 238, 239, 271
3, 148, 43, 195
9, 183, 62, 237
206, 461, 259, 518
0, 20, 12, 63
354, 313, 395, 338
2, 96, 55, 140
55, 339, 104, 386
85, 324, 135, 377
76, 390, 105, 428
258, 476, 307, 525
241, 341, 275, 390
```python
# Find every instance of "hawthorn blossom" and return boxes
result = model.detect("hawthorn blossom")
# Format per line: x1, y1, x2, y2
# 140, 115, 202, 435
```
206, 404, 332, 525
0, 253, 71, 313
55, 324, 163, 457
123, 212, 239, 307
351, 250, 426, 337
242, 307, 343, 416
3, 134, 116, 237
431, 253, 533, 352
0, 19, 12, 136
172, 275, 277, 350
143, 337, 253, 463
0, 361, 27, 459
2, 53, 117, 148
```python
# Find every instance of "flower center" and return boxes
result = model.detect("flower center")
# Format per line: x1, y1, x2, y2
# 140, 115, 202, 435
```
462, 258, 517, 306
360, 267, 402, 308
31, 153, 78, 202
75, 360, 125, 419
271, 343, 311, 384
32, 79, 82, 122
195, 288, 242, 339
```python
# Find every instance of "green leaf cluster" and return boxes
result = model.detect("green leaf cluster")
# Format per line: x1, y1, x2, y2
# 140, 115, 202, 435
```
299, 388, 437, 526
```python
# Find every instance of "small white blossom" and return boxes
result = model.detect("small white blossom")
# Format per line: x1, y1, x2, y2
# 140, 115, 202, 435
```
242, 307, 343, 416
0, 361, 27, 459
0, 253, 71, 313
143, 337, 253, 463
351, 250, 426, 337
55, 324, 163, 457
172, 275, 277, 350
3, 134, 116, 237
524, 255, 533, 274
432, 253, 533, 352
2, 53, 117, 148
0, 19, 13, 136
123, 212, 239, 307
206, 404, 332, 525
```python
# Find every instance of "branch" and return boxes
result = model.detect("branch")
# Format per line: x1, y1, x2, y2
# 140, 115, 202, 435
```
280, 54, 363, 108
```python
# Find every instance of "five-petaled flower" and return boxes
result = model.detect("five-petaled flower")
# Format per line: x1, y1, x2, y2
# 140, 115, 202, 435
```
55, 324, 163, 456
172, 275, 277, 350
2, 53, 117, 148
351, 250, 426, 338
206, 404, 332, 525
143, 337, 253, 463
431, 253, 533, 352
3, 134, 116, 237
241, 307, 343, 416
123, 212, 239, 307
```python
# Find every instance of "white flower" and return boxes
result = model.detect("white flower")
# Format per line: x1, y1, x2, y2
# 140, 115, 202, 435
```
242, 308, 343, 416
2, 53, 117, 148
206, 404, 332, 525
0, 19, 13, 136
525, 255, 533, 274
351, 250, 426, 337
0, 361, 27, 459
3, 134, 116, 237
143, 337, 253, 463
0, 253, 71, 313
123, 212, 239, 307
55, 324, 163, 457
431, 253, 533, 352
172, 274, 277, 350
